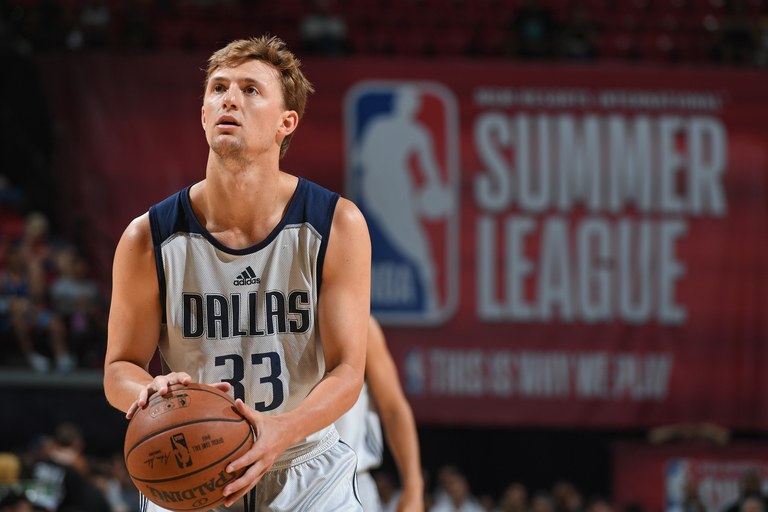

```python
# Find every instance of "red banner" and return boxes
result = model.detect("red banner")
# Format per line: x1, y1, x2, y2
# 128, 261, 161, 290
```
39, 56, 768, 429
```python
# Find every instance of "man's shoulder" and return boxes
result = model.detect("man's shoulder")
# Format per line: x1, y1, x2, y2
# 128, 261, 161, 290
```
300, 177, 339, 198
147, 184, 197, 244
151, 185, 192, 211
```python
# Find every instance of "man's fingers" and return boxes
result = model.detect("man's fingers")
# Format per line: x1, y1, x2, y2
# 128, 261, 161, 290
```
211, 381, 231, 393
125, 401, 139, 419
234, 398, 257, 422
223, 463, 265, 506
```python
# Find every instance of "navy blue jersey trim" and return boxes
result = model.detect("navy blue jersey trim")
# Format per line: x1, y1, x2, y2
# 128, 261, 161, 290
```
309, 185, 340, 294
149, 177, 340, 313
148, 184, 204, 323
179, 178, 311, 256
148, 206, 168, 324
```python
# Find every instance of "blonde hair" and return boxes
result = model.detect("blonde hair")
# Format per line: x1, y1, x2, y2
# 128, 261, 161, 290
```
205, 35, 315, 158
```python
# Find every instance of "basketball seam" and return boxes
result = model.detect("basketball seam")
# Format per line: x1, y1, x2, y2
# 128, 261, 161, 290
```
126, 417, 248, 458
142, 384, 236, 408
129, 427, 253, 484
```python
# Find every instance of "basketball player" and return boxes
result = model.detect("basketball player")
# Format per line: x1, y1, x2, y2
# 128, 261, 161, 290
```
103, 35, 371, 511
336, 316, 424, 512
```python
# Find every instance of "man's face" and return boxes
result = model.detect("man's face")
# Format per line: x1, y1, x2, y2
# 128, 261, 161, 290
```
201, 59, 295, 160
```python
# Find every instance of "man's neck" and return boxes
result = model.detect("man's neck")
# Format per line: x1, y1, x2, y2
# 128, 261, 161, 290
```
191, 156, 297, 248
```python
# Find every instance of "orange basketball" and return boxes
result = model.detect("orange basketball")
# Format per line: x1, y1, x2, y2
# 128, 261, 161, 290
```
124, 383, 254, 511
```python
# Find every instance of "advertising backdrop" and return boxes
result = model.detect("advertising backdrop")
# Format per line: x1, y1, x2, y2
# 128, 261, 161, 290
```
40, 56, 768, 429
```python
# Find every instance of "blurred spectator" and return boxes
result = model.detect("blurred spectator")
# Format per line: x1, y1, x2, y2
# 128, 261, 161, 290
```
722, 469, 768, 512
19, 213, 56, 300
558, 2, 598, 61
553, 480, 584, 512
680, 480, 706, 512
0, 490, 35, 512
105, 452, 142, 512
479, 494, 496, 511
0, 453, 21, 485
711, 0, 758, 65
0, 243, 72, 372
90, 458, 132, 512
374, 470, 401, 512
50, 248, 106, 368
0, 452, 34, 512
299, 0, 349, 56
0, 176, 24, 217
498, 482, 528, 512
50, 423, 89, 477
507, 0, 559, 59
531, 491, 556, 512
741, 496, 766, 512
430, 465, 484, 512
585, 495, 614, 512
27, 425, 111, 512
61, 6, 85, 51
79, 0, 111, 48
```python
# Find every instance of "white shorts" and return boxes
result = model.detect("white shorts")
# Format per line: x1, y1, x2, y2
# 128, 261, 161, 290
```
142, 430, 362, 512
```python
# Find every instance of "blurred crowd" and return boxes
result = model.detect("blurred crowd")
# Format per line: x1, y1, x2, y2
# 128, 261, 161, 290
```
0, 185, 108, 373
0, 422, 138, 512
1, 420, 766, 512
1, 0, 768, 66
0, 418, 647, 512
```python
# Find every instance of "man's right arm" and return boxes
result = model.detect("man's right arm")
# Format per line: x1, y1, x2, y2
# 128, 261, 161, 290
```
103, 214, 164, 414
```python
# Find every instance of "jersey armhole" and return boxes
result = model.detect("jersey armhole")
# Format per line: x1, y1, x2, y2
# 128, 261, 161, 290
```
316, 194, 341, 294
148, 205, 168, 324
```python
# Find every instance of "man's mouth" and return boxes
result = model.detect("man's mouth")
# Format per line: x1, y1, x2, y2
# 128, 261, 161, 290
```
216, 116, 240, 127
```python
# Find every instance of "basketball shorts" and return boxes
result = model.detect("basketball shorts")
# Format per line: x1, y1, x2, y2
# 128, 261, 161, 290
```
142, 428, 362, 512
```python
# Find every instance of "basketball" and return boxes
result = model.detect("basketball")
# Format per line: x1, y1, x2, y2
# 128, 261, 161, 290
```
124, 383, 254, 511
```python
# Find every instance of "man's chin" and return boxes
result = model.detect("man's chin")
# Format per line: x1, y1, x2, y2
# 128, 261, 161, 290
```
211, 139, 243, 158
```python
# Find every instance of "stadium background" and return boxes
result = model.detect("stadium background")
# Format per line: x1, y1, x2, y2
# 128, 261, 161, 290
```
1, 0, 767, 511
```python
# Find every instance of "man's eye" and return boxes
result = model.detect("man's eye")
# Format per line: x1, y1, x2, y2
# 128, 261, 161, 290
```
213, 84, 225, 93
245, 86, 258, 95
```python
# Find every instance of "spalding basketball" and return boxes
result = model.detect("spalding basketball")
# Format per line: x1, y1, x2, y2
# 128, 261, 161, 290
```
124, 383, 254, 511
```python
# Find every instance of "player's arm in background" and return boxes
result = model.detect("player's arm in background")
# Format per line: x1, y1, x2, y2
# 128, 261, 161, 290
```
223, 197, 371, 505
367, 316, 425, 512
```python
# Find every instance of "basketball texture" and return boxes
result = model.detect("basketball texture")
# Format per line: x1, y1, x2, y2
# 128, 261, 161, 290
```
124, 383, 254, 511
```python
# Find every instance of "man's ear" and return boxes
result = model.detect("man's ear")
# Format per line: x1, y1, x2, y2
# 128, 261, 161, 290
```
201, 106, 206, 130
279, 110, 299, 136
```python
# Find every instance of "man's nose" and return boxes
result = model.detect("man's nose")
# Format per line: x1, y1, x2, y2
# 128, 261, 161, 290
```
222, 86, 239, 109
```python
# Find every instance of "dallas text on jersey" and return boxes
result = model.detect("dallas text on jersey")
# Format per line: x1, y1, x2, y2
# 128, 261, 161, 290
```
181, 290, 311, 339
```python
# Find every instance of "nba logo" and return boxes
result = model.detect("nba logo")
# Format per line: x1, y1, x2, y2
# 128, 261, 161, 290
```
345, 81, 459, 324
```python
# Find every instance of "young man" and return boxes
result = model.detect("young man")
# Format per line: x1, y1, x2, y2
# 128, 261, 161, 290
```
103, 36, 371, 511
335, 316, 425, 512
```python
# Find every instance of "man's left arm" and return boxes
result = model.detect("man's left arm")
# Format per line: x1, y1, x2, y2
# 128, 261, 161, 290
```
283, 196, 372, 437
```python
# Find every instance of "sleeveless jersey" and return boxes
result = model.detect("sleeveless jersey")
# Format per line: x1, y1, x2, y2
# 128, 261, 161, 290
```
149, 177, 340, 463
335, 381, 384, 474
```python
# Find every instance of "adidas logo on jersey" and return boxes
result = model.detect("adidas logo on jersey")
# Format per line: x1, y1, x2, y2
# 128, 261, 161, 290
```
233, 266, 260, 286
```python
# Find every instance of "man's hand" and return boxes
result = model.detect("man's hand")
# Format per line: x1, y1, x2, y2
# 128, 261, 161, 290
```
221, 399, 293, 506
125, 373, 231, 419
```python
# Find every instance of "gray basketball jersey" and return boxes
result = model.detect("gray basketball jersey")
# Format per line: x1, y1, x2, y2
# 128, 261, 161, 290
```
335, 381, 384, 474
149, 177, 340, 462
